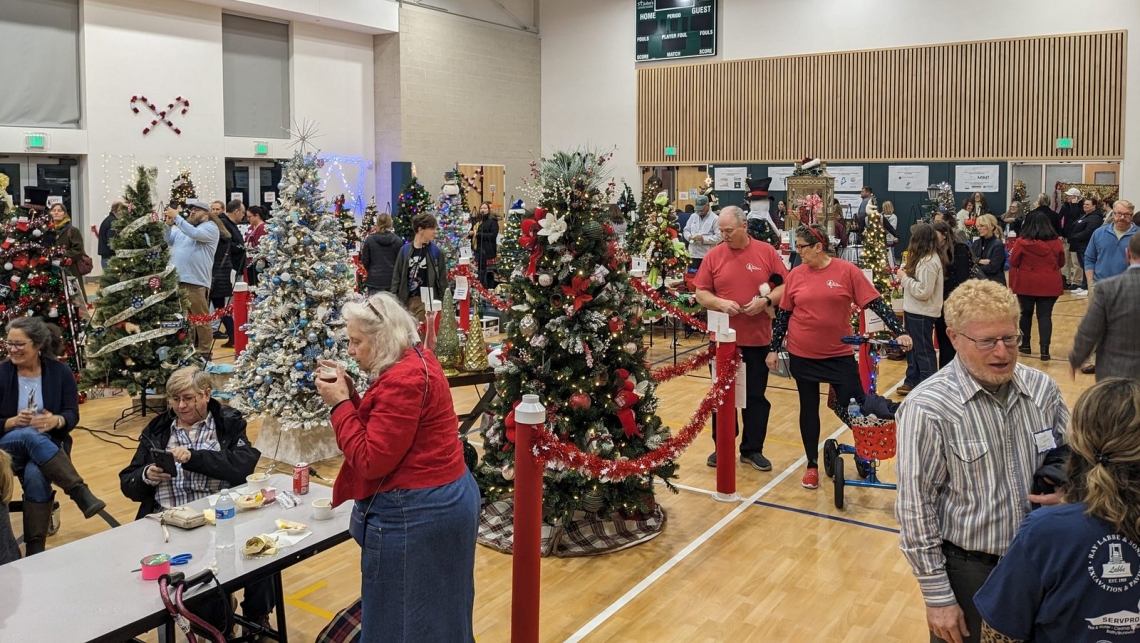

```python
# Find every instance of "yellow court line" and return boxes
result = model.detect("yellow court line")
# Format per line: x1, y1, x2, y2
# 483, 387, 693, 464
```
285, 581, 336, 620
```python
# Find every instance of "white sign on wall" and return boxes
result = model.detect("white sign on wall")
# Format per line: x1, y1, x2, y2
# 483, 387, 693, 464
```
955, 165, 1001, 192
836, 193, 863, 216
767, 167, 795, 190
714, 167, 748, 191
888, 165, 930, 192
828, 166, 865, 192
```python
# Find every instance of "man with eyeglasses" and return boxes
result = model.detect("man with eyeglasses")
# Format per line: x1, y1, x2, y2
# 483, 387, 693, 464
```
896, 279, 1070, 643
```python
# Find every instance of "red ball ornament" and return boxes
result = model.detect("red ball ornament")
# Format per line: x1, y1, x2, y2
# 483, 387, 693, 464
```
609, 318, 624, 335
569, 392, 591, 411
148, 276, 162, 289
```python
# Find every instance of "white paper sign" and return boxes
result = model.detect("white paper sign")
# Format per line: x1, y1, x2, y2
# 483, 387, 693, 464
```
678, 190, 688, 202
860, 269, 886, 331
631, 256, 648, 274
715, 167, 748, 191
489, 184, 496, 194
230, 192, 244, 202
419, 287, 434, 307
767, 167, 795, 191
706, 310, 730, 336
735, 361, 747, 408
836, 193, 863, 216
689, 188, 698, 200
46, 196, 62, 206
263, 191, 276, 203
955, 165, 1000, 192
453, 277, 469, 301
829, 166, 865, 192
888, 165, 930, 192
459, 246, 473, 259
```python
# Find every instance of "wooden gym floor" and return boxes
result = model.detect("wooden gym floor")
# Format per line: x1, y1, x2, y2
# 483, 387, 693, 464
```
24, 291, 1096, 642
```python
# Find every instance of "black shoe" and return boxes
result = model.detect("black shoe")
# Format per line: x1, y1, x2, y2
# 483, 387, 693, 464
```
1081, 364, 1096, 375
1019, 346, 1031, 355
221, 340, 235, 348
212, 331, 228, 339
706, 452, 717, 467
1040, 353, 1051, 362
740, 452, 773, 471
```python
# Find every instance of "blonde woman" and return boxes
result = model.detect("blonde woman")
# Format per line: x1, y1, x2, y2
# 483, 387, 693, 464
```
970, 214, 1006, 285
881, 201, 900, 262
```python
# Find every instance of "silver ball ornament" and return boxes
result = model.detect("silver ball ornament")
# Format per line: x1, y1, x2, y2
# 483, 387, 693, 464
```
623, 342, 638, 354
31, 229, 42, 238
501, 465, 515, 481
519, 315, 538, 338
307, 332, 319, 343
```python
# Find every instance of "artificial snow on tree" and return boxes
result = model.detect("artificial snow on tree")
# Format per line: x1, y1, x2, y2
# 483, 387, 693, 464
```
862, 203, 892, 295
0, 199, 86, 378
496, 199, 528, 281
395, 173, 432, 242
437, 169, 472, 273
359, 196, 379, 238
334, 194, 358, 250
626, 177, 688, 286
168, 169, 196, 211
83, 166, 193, 394
477, 150, 673, 555
229, 151, 361, 463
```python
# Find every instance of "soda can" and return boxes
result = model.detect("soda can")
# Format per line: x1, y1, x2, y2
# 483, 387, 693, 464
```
293, 462, 310, 495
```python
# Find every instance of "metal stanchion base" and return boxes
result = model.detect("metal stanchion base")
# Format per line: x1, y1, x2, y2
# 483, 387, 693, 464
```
712, 492, 741, 503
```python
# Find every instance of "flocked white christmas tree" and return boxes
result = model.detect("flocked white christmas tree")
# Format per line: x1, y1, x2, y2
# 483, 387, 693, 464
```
229, 150, 359, 462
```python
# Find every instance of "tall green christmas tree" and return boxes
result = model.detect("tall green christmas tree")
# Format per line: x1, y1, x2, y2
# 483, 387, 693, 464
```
626, 177, 688, 285
496, 198, 527, 280
862, 204, 891, 295
169, 169, 196, 210
395, 174, 432, 242
229, 151, 360, 431
617, 183, 637, 216
478, 150, 675, 523
0, 201, 85, 377
334, 194, 358, 250
82, 167, 193, 394
697, 172, 721, 212
437, 168, 471, 273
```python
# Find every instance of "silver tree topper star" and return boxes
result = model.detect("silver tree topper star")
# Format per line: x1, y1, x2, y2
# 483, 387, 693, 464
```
283, 118, 323, 153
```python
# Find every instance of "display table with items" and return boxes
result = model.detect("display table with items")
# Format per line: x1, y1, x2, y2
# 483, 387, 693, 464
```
0, 474, 349, 643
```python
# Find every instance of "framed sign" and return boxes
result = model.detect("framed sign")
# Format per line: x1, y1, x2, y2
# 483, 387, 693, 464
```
636, 0, 717, 62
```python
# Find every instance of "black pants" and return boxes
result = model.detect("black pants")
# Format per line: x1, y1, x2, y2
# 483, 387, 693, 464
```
934, 313, 955, 369
1017, 294, 1057, 352
931, 542, 998, 643
789, 354, 863, 466
710, 346, 771, 456
210, 295, 234, 340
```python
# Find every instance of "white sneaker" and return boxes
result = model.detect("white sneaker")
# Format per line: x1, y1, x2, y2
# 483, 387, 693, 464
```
1072, 288, 1088, 297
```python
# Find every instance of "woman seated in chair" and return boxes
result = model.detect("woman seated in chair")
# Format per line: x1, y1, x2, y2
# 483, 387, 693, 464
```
0, 317, 105, 555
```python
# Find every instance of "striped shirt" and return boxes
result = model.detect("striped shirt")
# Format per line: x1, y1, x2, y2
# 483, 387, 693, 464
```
895, 358, 1069, 607
152, 414, 225, 509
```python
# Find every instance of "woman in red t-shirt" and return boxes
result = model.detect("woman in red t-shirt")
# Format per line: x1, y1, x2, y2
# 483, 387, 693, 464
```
767, 224, 912, 490
315, 291, 478, 642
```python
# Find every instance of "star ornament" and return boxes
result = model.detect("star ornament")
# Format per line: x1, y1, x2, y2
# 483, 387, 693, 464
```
537, 211, 567, 244
283, 117, 323, 153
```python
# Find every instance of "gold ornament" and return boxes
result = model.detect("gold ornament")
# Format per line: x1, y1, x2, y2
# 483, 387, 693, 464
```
462, 298, 489, 372
0, 173, 9, 193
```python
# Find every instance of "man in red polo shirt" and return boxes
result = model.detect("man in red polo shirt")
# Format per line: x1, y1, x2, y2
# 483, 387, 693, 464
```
694, 205, 789, 471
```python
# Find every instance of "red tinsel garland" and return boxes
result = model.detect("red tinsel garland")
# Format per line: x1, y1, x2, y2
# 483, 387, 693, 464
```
527, 350, 740, 481
447, 265, 510, 311
650, 343, 715, 384
187, 303, 232, 324
630, 278, 708, 332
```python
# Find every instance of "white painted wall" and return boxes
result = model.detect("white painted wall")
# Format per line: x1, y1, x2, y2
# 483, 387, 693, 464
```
540, 0, 1140, 194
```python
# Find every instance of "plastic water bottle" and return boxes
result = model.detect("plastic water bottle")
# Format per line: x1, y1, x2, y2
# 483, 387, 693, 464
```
215, 490, 235, 549
847, 398, 862, 418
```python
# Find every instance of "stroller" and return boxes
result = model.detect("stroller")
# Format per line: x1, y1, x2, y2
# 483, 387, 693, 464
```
821, 386, 898, 510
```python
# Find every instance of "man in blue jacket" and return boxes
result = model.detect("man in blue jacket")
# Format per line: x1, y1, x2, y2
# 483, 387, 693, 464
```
1079, 199, 1136, 374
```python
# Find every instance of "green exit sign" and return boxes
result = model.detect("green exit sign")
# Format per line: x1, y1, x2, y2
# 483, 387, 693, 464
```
254, 142, 269, 155
665, 146, 677, 156
25, 134, 45, 149
1056, 137, 1074, 149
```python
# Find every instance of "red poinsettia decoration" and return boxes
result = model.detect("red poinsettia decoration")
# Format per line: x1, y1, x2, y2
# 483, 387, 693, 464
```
560, 275, 593, 312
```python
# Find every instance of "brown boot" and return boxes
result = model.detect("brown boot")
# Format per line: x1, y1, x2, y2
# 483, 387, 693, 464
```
22, 500, 52, 555
37, 451, 106, 519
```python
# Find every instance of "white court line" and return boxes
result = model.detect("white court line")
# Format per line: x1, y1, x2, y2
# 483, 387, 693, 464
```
563, 379, 903, 642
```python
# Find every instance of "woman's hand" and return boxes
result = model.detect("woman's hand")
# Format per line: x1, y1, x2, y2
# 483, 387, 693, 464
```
30, 411, 57, 433
765, 352, 779, 371
896, 334, 914, 352
315, 370, 352, 407
8, 408, 34, 430
979, 259, 990, 265
318, 360, 356, 399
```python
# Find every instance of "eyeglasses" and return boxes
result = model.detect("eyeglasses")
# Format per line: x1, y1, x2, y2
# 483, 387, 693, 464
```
2, 340, 30, 350
795, 243, 813, 250
170, 394, 204, 405
364, 299, 384, 320
959, 333, 1022, 351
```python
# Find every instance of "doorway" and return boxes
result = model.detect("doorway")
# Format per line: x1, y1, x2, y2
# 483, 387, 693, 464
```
224, 159, 285, 211
0, 155, 82, 224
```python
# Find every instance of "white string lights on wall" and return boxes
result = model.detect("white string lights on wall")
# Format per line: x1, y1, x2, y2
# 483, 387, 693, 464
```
100, 154, 139, 209
100, 154, 222, 208
318, 154, 373, 216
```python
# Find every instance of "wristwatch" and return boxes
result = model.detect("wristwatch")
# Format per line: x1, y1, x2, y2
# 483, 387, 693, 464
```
761, 295, 772, 306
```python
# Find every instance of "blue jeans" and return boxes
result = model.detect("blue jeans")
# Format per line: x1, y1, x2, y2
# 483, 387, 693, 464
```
351, 473, 479, 643
904, 312, 939, 387
0, 427, 61, 503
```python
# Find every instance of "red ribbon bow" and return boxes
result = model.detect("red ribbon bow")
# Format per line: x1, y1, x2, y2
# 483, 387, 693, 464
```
613, 369, 642, 438
560, 275, 593, 312
520, 207, 545, 277
502, 400, 521, 449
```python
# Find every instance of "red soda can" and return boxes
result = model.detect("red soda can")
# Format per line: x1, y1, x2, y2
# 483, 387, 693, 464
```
293, 462, 310, 495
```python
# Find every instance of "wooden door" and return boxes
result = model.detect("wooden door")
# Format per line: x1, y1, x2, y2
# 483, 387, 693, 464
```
458, 164, 507, 214
1083, 162, 1120, 185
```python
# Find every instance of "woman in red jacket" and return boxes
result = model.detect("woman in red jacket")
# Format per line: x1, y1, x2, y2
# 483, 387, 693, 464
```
1009, 211, 1065, 361
315, 291, 478, 643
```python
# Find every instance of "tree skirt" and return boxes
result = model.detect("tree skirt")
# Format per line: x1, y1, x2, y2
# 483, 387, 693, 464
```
477, 498, 667, 557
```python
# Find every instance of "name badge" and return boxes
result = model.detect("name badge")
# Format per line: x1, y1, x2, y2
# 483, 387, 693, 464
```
1034, 428, 1057, 453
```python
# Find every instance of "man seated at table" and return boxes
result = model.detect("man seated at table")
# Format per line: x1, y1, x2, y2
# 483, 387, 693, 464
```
119, 366, 274, 637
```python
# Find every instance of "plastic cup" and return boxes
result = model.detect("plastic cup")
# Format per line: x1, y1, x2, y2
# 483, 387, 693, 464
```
311, 497, 334, 521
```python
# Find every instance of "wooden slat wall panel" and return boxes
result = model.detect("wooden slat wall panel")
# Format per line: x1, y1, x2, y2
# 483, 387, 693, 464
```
637, 31, 1126, 165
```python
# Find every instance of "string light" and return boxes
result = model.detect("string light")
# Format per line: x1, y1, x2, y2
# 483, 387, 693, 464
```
318, 154, 373, 215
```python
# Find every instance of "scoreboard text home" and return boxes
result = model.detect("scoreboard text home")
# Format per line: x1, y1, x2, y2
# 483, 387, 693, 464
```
635, 0, 717, 62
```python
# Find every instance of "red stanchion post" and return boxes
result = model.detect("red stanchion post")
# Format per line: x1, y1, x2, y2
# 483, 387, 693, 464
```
512, 394, 546, 643
458, 258, 472, 333
713, 328, 739, 501
233, 282, 249, 356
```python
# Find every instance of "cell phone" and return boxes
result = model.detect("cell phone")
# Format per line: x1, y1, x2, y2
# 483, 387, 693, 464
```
151, 449, 177, 474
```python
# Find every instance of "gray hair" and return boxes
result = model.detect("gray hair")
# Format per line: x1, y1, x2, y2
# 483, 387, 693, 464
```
6, 317, 62, 359
719, 205, 747, 225
342, 291, 420, 378
165, 366, 213, 398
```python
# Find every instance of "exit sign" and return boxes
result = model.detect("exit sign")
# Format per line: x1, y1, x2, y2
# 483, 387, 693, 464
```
254, 142, 269, 156
1056, 138, 1074, 149
665, 146, 678, 156
25, 134, 45, 150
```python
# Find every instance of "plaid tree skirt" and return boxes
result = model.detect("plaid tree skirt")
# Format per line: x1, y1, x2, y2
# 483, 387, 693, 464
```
477, 498, 667, 557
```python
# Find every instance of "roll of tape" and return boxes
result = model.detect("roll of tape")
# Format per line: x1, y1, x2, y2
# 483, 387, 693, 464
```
140, 553, 171, 581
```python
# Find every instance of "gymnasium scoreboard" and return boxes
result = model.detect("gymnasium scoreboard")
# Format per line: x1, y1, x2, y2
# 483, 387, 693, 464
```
636, 0, 717, 62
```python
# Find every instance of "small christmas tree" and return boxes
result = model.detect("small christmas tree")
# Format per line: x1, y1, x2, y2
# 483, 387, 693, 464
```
395, 174, 432, 242
82, 166, 193, 394
862, 204, 891, 295
333, 194, 358, 250
0, 202, 85, 377
169, 169, 196, 210
626, 177, 688, 285
496, 199, 527, 281
922, 181, 955, 221
437, 168, 471, 274
617, 183, 637, 216
359, 197, 379, 238
697, 173, 721, 212
229, 151, 360, 434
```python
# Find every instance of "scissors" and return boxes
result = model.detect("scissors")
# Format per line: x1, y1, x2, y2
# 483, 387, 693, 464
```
130, 553, 192, 573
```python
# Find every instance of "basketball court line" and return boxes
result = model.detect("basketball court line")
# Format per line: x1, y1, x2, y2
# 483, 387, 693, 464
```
752, 500, 900, 534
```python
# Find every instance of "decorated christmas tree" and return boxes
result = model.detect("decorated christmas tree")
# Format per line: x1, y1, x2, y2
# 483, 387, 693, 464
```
229, 151, 360, 435
696, 173, 721, 212
334, 194, 358, 250
359, 197, 379, 238
626, 177, 689, 285
82, 166, 193, 394
395, 174, 432, 242
862, 204, 891, 295
496, 199, 528, 281
437, 168, 471, 273
478, 150, 676, 525
616, 183, 637, 216
922, 181, 955, 221
0, 200, 86, 377
168, 169, 196, 210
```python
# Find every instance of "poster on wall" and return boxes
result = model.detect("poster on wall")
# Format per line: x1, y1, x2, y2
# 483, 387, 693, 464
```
767, 167, 795, 191
888, 165, 930, 192
829, 166, 865, 192
955, 165, 1001, 192
835, 193, 863, 217
714, 167, 748, 191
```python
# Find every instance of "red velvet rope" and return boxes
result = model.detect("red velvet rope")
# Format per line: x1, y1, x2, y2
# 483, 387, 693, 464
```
187, 303, 232, 324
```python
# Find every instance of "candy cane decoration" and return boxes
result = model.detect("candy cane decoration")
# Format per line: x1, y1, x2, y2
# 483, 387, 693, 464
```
130, 95, 190, 135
